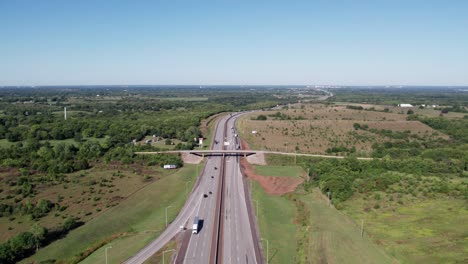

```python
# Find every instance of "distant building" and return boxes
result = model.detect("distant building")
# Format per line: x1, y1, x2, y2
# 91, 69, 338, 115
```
163, 165, 177, 169
398, 104, 413, 108
252, 130, 257, 134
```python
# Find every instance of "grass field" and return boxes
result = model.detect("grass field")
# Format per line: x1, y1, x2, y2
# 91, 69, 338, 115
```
296, 189, 396, 264
253, 165, 304, 178
342, 193, 468, 263
250, 165, 394, 264
0, 164, 172, 242
20, 164, 198, 263
146, 137, 184, 149
251, 180, 297, 264
237, 103, 447, 155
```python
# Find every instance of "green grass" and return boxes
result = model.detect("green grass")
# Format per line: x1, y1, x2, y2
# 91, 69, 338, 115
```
143, 239, 177, 264
251, 175, 395, 264
297, 189, 396, 264
150, 138, 184, 150
20, 164, 198, 264
342, 195, 468, 264
253, 165, 304, 178
251, 180, 297, 264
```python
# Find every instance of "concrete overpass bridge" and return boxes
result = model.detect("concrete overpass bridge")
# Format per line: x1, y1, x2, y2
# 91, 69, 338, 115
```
135, 150, 375, 160
134, 150, 257, 157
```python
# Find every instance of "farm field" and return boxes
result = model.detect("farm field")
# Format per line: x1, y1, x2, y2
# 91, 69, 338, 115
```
20, 164, 197, 263
237, 103, 447, 155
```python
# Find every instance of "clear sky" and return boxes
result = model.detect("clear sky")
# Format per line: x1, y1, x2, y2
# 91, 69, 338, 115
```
1, 0, 467, 86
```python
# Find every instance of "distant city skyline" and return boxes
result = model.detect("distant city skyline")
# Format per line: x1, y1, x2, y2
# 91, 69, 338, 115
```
1, 0, 467, 86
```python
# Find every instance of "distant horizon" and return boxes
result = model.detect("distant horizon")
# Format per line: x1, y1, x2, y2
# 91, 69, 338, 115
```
1, 84, 468, 88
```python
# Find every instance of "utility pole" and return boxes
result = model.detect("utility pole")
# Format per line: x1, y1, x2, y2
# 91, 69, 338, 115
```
105, 245, 112, 264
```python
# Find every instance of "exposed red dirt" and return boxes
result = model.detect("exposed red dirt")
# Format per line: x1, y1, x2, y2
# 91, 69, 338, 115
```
240, 158, 303, 195
240, 138, 303, 195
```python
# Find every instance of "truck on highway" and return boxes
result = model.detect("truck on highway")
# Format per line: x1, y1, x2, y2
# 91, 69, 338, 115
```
192, 217, 200, 234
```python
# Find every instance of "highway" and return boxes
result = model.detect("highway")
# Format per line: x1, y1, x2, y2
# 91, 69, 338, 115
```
125, 113, 262, 264
221, 116, 261, 264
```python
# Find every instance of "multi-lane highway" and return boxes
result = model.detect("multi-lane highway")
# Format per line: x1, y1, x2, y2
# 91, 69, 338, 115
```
221, 116, 261, 264
125, 113, 262, 264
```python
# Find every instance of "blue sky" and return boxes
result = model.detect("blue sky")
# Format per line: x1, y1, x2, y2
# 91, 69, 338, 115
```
1, 0, 467, 86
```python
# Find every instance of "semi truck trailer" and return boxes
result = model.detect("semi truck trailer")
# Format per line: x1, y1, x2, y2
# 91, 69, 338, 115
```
192, 217, 199, 234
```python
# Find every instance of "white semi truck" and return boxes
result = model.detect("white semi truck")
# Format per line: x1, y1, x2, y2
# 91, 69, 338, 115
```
192, 217, 200, 234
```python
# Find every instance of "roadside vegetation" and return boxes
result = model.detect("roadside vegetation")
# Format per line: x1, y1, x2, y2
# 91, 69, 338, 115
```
243, 88, 467, 264
0, 86, 296, 263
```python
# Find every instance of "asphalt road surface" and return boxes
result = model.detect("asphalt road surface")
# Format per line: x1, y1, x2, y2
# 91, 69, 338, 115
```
221, 116, 261, 264
125, 113, 262, 264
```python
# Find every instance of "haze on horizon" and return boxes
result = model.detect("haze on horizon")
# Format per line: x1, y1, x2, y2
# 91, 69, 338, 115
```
1, 0, 467, 86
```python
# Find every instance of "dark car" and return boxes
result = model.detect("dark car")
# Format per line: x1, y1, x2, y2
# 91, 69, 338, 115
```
203, 194, 208, 198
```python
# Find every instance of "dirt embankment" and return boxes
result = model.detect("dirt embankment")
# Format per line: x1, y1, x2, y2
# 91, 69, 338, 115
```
181, 152, 203, 164
240, 139, 303, 195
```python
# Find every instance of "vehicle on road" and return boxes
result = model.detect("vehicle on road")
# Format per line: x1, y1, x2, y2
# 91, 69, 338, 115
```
192, 217, 200, 234
203, 194, 208, 198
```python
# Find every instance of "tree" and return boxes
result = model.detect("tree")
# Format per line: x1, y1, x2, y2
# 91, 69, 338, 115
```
30, 224, 47, 252
74, 132, 83, 142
